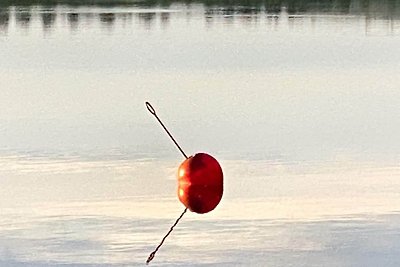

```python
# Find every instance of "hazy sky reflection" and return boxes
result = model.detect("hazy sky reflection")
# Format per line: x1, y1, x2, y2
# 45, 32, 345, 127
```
1, 1, 400, 266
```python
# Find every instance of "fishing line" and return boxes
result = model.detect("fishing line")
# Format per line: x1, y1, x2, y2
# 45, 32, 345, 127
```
145, 101, 188, 265
145, 102, 188, 159
146, 208, 188, 265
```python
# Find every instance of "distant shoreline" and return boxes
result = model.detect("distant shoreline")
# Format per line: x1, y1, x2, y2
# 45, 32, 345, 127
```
0, 0, 399, 15
0, 0, 400, 21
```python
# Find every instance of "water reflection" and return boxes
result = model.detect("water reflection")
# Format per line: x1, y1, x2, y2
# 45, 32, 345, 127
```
67, 12, 79, 30
160, 12, 170, 27
15, 9, 31, 28
0, 10, 9, 33
99, 13, 115, 24
137, 12, 156, 29
0, 0, 398, 33
2, 195, 400, 266
120, 12, 134, 26
41, 12, 56, 30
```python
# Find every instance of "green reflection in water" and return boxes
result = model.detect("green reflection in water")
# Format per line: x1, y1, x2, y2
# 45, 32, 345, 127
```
0, 0, 399, 13
0, 0, 399, 32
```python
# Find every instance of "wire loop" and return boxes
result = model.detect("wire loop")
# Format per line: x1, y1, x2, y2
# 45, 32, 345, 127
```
145, 101, 156, 115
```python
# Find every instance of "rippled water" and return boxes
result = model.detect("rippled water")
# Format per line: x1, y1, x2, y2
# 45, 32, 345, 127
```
1, 1, 400, 266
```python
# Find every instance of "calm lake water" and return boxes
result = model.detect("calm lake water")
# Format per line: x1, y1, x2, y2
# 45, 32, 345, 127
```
1, 1, 400, 266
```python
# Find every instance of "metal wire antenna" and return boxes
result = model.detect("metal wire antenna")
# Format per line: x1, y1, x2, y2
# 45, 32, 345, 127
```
146, 208, 188, 265
145, 101, 189, 265
145, 102, 188, 159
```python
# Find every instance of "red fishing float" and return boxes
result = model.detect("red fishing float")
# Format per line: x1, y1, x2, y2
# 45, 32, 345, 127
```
178, 153, 223, 214
145, 102, 223, 264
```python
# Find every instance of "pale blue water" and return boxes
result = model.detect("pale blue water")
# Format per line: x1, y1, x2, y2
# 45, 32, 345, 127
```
1, 1, 400, 266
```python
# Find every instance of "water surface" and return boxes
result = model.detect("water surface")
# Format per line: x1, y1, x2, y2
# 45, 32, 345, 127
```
1, 1, 400, 266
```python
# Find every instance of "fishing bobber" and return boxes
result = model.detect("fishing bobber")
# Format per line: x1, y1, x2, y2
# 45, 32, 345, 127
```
177, 153, 223, 214
145, 102, 224, 265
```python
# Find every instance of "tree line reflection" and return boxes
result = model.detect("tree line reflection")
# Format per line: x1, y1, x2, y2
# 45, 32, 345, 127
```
0, 10, 161, 31
1, 0, 400, 11
0, 0, 400, 32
